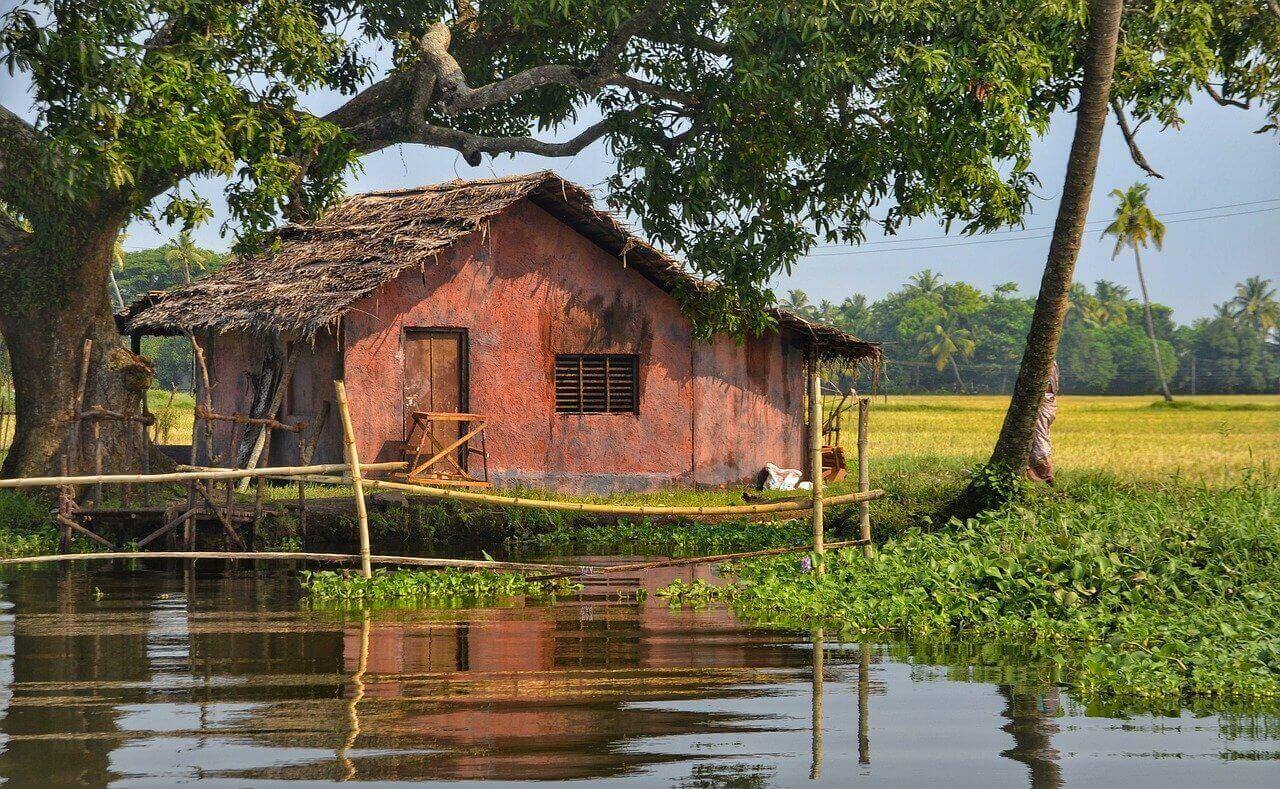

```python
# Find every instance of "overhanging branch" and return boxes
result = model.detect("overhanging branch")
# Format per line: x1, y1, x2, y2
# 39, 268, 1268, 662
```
1204, 83, 1251, 110
436, 0, 667, 114
1109, 98, 1163, 179
410, 116, 619, 165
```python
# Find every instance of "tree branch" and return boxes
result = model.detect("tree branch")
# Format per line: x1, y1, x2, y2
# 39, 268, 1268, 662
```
0, 105, 45, 215
408, 116, 619, 165
1204, 83, 1251, 110
1109, 98, 1163, 179
437, 0, 667, 114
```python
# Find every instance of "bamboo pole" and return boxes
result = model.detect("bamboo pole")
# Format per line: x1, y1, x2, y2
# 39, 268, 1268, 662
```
301, 474, 885, 516
858, 640, 871, 765
808, 348, 824, 570
810, 626, 824, 781
0, 460, 407, 490
334, 381, 371, 579
186, 330, 215, 466
0, 551, 588, 573
857, 397, 874, 559
184, 480, 196, 550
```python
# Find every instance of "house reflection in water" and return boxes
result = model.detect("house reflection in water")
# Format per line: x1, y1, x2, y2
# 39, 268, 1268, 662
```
330, 564, 826, 782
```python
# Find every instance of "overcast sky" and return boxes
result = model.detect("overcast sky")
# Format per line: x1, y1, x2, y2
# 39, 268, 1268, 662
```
3, 48, 1277, 322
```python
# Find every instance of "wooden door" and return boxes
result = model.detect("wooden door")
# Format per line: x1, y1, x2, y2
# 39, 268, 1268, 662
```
403, 328, 468, 465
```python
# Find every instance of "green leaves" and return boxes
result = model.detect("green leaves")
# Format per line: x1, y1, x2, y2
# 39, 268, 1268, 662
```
666, 471, 1280, 703
299, 567, 580, 608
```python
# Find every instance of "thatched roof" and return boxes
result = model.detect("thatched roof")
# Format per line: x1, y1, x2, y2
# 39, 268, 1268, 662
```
125, 171, 879, 362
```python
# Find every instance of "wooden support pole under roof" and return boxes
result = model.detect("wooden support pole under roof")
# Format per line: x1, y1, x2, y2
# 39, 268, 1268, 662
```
808, 346, 825, 570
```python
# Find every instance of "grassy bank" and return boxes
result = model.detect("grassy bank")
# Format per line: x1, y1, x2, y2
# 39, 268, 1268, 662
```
661, 467, 1280, 703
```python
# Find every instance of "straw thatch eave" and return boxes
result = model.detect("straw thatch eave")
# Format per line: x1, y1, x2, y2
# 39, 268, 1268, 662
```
125, 171, 880, 363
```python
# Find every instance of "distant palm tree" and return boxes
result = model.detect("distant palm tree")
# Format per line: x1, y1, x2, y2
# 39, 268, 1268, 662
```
1102, 183, 1173, 402
817, 299, 840, 325
1229, 276, 1279, 338
906, 269, 945, 299
838, 294, 869, 330
924, 322, 976, 389
109, 233, 127, 309
164, 230, 213, 283
1091, 280, 1130, 325
1213, 302, 1236, 321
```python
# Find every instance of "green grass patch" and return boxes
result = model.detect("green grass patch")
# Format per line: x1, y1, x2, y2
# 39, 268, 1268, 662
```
0, 491, 59, 558
659, 469, 1280, 703
300, 567, 580, 607
1147, 400, 1280, 412
504, 517, 811, 557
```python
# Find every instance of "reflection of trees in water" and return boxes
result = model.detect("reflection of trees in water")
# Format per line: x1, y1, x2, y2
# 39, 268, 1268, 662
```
0, 568, 155, 787
676, 761, 775, 788
998, 685, 1064, 789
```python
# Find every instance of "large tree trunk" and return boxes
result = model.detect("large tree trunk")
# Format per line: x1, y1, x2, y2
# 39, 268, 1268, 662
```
0, 214, 153, 479
959, 0, 1124, 510
1132, 247, 1174, 401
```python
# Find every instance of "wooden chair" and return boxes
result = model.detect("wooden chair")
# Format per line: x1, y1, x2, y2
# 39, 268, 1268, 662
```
401, 411, 491, 487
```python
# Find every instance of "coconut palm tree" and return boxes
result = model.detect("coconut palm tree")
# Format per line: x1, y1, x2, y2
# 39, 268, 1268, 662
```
906, 269, 945, 300
838, 294, 869, 331
923, 320, 976, 389
1102, 182, 1173, 401
1092, 280, 1131, 326
164, 230, 213, 284
980, 0, 1123, 507
1229, 276, 1279, 338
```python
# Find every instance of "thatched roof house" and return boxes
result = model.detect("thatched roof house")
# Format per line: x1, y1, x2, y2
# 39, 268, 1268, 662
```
127, 172, 878, 492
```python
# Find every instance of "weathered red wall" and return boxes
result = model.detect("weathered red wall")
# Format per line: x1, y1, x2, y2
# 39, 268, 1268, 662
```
692, 334, 806, 486
206, 198, 806, 490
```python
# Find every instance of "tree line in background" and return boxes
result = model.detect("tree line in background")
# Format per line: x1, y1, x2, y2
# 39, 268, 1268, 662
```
789, 272, 1279, 396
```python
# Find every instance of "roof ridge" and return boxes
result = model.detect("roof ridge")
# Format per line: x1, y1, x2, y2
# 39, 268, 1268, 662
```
357, 170, 560, 199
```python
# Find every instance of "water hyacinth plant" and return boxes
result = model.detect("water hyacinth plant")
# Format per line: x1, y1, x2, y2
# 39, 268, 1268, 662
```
661, 471, 1280, 702
300, 568, 579, 606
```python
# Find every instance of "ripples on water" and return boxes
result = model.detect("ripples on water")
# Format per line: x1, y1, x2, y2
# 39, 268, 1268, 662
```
0, 561, 1277, 787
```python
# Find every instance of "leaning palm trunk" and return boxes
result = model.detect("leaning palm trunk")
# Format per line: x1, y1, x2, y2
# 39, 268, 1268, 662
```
955, 0, 1124, 512
1132, 246, 1174, 401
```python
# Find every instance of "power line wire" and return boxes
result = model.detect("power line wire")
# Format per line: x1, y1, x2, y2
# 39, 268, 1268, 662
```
808, 196, 1280, 250
802, 204, 1280, 258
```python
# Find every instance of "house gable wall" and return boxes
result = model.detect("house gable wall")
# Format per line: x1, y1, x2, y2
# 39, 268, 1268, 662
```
201, 198, 807, 492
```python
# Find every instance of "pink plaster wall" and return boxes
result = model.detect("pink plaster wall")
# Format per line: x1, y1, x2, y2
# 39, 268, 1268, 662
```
692, 334, 806, 485
205, 198, 808, 491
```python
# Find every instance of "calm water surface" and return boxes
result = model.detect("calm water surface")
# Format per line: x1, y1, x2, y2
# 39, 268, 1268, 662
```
0, 561, 1278, 787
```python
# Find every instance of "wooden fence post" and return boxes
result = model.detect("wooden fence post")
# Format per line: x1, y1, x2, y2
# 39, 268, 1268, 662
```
857, 397, 874, 559
334, 381, 371, 578
808, 347, 824, 568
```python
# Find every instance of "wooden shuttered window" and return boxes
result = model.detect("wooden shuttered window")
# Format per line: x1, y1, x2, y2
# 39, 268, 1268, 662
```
555, 354, 638, 414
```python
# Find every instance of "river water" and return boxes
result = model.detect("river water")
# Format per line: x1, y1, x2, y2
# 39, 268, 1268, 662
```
0, 561, 1277, 787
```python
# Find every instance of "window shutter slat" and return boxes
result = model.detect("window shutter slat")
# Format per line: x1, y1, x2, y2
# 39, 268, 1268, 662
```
555, 354, 638, 414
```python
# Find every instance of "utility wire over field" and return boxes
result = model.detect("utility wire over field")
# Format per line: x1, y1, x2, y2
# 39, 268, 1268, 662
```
803, 198, 1280, 257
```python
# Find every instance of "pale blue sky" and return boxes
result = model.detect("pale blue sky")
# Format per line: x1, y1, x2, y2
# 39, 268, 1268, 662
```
3, 48, 1277, 322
